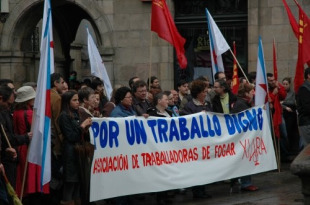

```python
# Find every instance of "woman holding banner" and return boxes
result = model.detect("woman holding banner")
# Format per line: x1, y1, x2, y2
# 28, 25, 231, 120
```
180, 80, 212, 116
147, 92, 172, 118
77, 87, 97, 205
109, 86, 136, 205
147, 92, 173, 205
179, 80, 212, 199
231, 83, 259, 191
110, 86, 136, 118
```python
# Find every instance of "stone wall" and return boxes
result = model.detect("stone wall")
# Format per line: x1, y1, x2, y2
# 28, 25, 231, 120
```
2, 0, 307, 88
248, 0, 310, 81
0, 0, 175, 90
111, 0, 174, 90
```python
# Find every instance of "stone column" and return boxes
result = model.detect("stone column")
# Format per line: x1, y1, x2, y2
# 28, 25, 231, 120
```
291, 144, 310, 205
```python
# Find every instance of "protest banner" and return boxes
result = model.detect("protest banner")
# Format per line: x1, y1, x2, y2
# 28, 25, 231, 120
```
89, 105, 277, 201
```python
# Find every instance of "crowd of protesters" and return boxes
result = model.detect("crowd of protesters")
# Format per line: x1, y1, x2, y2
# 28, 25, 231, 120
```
0, 67, 309, 205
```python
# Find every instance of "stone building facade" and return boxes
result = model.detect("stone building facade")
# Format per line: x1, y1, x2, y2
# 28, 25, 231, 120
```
248, 0, 309, 80
0, 0, 308, 89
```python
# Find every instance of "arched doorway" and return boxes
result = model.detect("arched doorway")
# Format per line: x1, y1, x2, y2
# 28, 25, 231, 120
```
0, 0, 113, 86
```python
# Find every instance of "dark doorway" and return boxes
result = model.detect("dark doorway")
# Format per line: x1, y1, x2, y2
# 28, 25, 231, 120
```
173, 0, 248, 86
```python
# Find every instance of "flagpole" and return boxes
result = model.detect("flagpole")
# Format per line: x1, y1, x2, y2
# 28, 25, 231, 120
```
267, 99, 281, 172
229, 49, 250, 83
19, 110, 38, 200
272, 37, 281, 171
20, 149, 30, 200
293, 0, 299, 5
273, 38, 278, 81
0, 124, 28, 199
149, 18, 153, 92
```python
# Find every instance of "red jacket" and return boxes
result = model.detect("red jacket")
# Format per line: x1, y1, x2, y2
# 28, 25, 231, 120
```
13, 108, 49, 196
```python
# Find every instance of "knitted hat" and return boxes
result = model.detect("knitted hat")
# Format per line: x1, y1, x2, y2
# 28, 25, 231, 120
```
15, 86, 36, 103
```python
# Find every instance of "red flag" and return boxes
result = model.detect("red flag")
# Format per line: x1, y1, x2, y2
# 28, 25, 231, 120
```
294, 3, 310, 92
282, 0, 298, 38
296, 3, 310, 64
283, 0, 310, 92
151, 0, 187, 69
273, 39, 278, 81
295, 43, 304, 93
231, 41, 239, 94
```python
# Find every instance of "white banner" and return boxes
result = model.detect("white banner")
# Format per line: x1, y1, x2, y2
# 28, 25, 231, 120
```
89, 105, 277, 202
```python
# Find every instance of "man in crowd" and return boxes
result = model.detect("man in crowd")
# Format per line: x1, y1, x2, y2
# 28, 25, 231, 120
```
51, 73, 65, 157
170, 89, 179, 106
267, 73, 288, 161
214, 71, 226, 81
267, 73, 287, 137
50, 73, 65, 204
128, 76, 140, 90
177, 79, 189, 109
0, 79, 16, 93
132, 80, 151, 116
209, 72, 227, 102
212, 79, 236, 114
296, 67, 310, 146
0, 85, 31, 195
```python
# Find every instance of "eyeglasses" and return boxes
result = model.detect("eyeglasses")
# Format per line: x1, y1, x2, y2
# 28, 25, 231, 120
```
137, 90, 147, 93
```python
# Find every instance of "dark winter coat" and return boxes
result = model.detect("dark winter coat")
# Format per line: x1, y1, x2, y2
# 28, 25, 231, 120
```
58, 110, 83, 182
132, 98, 151, 116
296, 80, 310, 126
179, 100, 211, 116
147, 107, 172, 117
212, 91, 237, 114
0, 106, 29, 187
231, 97, 251, 114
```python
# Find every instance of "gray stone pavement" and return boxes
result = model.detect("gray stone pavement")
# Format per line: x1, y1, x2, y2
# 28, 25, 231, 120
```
95, 162, 304, 205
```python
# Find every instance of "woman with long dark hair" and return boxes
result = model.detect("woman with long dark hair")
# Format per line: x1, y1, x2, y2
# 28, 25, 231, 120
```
58, 90, 92, 205
282, 77, 300, 155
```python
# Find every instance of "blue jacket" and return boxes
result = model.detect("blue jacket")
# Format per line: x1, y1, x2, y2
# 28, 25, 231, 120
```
110, 104, 137, 117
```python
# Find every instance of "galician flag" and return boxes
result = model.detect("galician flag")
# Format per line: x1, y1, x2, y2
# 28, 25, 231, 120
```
87, 28, 113, 100
205, 8, 230, 78
28, 0, 53, 187
255, 36, 269, 106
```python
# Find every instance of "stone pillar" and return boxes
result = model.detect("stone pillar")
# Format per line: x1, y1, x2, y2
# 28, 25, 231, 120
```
291, 144, 310, 205
70, 43, 83, 79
